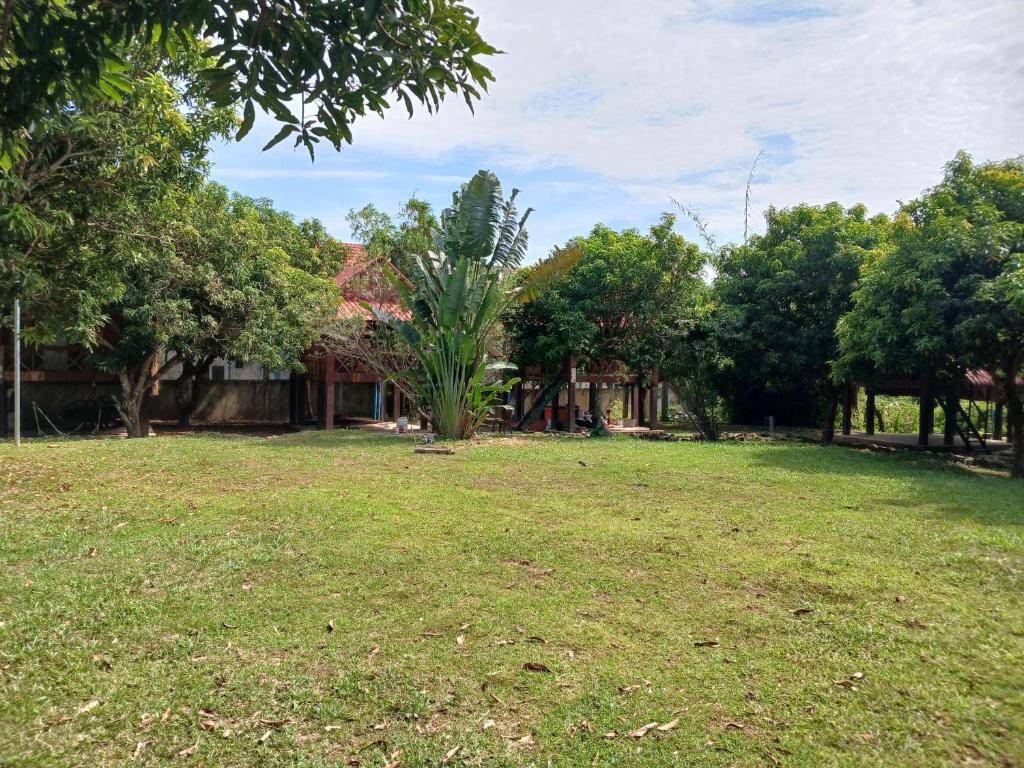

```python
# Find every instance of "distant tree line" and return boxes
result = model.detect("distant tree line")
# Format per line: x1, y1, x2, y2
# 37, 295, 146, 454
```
504, 153, 1023, 477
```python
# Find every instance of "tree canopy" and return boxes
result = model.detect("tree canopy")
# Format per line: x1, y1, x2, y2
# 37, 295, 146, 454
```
0, 1, 498, 166
346, 196, 439, 275
507, 215, 706, 377
0, 42, 235, 345
91, 182, 343, 437
713, 202, 890, 430
838, 152, 1023, 475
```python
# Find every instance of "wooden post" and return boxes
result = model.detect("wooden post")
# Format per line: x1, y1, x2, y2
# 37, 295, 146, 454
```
994, 403, 1004, 441
631, 384, 639, 424
324, 381, 335, 429
316, 381, 326, 429
392, 382, 401, 423
566, 356, 576, 433
841, 386, 854, 436
622, 385, 629, 420
661, 380, 669, 422
649, 369, 659, 429
550, 381, 562, 430
943, 380, 957, 447
917, 375, 932, 447
326, 355, 337, 430
514, 382, 524, 422
865, 389, 876, 436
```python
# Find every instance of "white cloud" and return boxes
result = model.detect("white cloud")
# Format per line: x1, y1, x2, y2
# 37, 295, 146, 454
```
339, 0, 1023, 240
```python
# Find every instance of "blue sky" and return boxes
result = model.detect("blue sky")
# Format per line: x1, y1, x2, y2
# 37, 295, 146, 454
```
209, 0, 1022, 262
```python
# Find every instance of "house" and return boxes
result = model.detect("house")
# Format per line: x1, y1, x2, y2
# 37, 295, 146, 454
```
0, 244, 412, 433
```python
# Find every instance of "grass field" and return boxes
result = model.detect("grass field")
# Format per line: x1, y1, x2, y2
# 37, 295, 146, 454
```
1, 431, 1021, 767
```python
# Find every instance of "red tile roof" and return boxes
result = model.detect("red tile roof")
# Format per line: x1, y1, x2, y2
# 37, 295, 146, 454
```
334, 244, 411, 321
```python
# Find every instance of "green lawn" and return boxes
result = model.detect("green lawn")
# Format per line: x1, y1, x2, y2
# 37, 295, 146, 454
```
1, 431, 1021, 767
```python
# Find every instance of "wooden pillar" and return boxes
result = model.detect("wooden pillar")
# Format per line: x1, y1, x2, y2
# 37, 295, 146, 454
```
994, 403, 1004, 441
566, 356, 576, 433
631, 384, 640, 424
392, 382, 401, 422
943, 380, 957, 447
514, 382, 524, 422
917, 375, 932, 447
316, 381, 327, 429
661, 380, 669, 422
550, 382, 562, 430
864, 390, 876, 436
841, 386, 854, 436
649, 369, 659, 429
324, 382, 335, 429
622, 385, 629, 420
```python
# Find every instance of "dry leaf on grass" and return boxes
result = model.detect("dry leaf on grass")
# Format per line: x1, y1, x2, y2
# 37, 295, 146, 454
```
723, 721, 745, 730
258, 730, 272, 743
77, 700, 99, 715
791, 607, 813, 616
603, 731, 618, 739
368, 644, 380, 661
522, 662, 551, 673
177, 743, 198, 757
694, 639, 720, 648
132, 740, 152, 760
384, 748, 403, 768
442, 745, 462, 762
456, 635, 465, 646
628, 722, 659, 738
618, 681, 652, 694
656, 718, 680, 732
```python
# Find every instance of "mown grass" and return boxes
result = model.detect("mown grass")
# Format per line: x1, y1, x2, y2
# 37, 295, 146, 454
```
0, 431, 1021, 767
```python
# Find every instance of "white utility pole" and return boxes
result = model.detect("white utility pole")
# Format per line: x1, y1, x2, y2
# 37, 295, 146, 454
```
13, 299, 20, 446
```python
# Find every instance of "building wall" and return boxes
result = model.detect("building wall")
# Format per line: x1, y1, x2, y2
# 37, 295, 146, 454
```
337, 382, 377, 419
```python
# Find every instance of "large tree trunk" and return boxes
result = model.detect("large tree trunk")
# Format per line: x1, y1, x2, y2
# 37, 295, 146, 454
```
175, 356, 214, 426
821, 382, 839, 444
590, 383, 610, 435
115, 364, 152, 438
113, 350, 178, 438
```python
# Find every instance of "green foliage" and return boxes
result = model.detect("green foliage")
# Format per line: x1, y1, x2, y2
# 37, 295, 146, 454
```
506, 215, 707, 430
346, 197, 439, 275
508, 215, 706, 376
0, 1, 498, 165
375, 172, 579, 439
0, 42, 235, 346
838, 152, 1024, 475
714, 203, 890, 427
375, 171, 533, 439
89, 182, 342, 436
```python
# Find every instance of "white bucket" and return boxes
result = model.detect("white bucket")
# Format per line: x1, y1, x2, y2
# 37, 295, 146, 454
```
397, 416, 410, 433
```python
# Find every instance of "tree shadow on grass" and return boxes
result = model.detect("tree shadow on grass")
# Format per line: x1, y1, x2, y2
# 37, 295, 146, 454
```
744, 441, 1024, 526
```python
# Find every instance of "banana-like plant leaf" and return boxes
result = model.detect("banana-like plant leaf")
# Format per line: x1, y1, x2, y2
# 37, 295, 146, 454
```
516, 243, 583, 303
